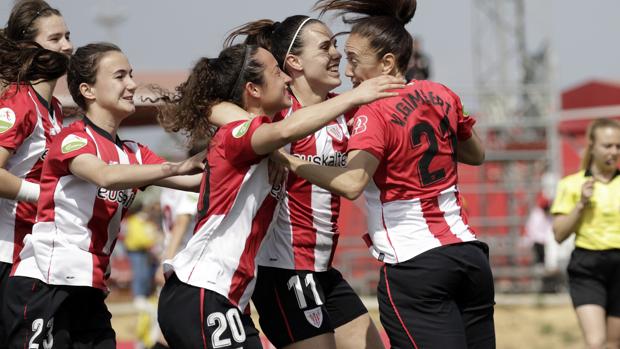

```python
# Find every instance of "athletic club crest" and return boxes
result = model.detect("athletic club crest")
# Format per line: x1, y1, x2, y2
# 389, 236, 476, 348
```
304, 307, 323, 328
326, 124, 344, 142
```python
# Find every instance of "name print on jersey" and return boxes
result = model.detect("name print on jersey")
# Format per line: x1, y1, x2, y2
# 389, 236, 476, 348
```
390, 89, 452, 127
97, 188, 136, 208
294, 152, 347, 167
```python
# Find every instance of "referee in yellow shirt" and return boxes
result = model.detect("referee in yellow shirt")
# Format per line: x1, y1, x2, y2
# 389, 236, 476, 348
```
552, 118, 620, 349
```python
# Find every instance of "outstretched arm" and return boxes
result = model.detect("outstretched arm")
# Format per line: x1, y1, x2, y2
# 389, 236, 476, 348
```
251, 76, 405, 155
274, 149, 379, 200
69, 151, 205, 191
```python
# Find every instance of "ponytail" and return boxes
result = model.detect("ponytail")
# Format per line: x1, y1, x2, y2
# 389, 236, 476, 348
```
0, 33, 68, 90
224, 16, 323, 72
314, 0, 417, 74
156, 44, 264, 146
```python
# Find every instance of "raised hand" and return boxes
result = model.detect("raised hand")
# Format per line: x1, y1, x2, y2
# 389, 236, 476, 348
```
580, 178, 594, 205
351, 75, 406, 105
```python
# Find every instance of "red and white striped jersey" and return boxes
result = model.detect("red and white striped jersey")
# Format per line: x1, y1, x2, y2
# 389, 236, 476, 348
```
13, 118, 165, 290
0, 84, 63, 264
159, 187, 199, 253
257, 94, 349, 271
165, 116, 278, 310
347, 80, 477, 264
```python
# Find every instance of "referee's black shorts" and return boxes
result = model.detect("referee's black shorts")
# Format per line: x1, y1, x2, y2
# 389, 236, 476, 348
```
377, 241, 496, 349
567, 247, 620, 316
158, 273, 261, 349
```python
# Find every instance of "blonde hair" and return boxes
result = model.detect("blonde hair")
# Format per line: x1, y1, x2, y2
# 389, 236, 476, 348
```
581, 118, 620, 170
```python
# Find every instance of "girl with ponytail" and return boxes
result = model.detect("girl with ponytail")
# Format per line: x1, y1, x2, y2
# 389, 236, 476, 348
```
220, 16, 385, 349
271, 1, 495, 348
0, 1, 72, 347
156, 43, 403, 349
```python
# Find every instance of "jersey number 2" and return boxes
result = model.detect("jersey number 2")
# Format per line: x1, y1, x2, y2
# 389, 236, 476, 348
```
410, 116, 457, 186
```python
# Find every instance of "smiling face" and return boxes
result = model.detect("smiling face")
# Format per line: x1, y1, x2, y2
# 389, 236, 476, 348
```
590, 126, 620, 173
252, 47, 292, 115
344, 33, 384, 88
290, 22, 342, 93
32, 14, 73, 56
86, 51, 137, 118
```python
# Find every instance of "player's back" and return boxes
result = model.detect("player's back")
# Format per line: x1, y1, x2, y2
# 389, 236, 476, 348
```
348, 80, 477, 264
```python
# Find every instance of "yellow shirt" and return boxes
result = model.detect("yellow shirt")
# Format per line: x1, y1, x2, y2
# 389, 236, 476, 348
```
551, 169, 620, 250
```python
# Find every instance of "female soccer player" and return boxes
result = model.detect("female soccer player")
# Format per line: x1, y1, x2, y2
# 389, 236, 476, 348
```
156, 43, 403, 349
222, 16, 384, 349
552, 119, 620, 349
2, 43, 205, 349
0, 0, 72, 346
270, 0, 495, 348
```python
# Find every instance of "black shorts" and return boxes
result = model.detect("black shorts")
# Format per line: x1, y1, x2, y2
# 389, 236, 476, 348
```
567, 247, 620, 316
158, 273, 261, 349
252, 266, 368, 348
2, 276, 116, 349
0, 262, 11, 349
377, 242, 496, 349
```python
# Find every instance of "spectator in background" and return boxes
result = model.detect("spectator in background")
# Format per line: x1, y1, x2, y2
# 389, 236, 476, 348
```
124, 201, 161, 309
552, 118, 620, 349
524, 195, 551, 267
405, 37, 431, 81
523, 194, 573, 293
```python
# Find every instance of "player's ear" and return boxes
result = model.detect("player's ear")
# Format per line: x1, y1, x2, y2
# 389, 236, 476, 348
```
80, 83, 96, 103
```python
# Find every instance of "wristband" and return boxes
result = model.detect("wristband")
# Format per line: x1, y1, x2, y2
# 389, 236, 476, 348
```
15, 180, 40, 203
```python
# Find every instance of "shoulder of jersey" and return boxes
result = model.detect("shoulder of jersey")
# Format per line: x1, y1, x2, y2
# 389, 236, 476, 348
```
60, 133, 89, 154
0, 86, 31, 134
0, 106, 17, 134
54, 121, 89, 153
231, 119, 253, 138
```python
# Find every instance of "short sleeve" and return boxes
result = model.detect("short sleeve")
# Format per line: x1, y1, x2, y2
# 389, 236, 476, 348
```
446, 88, 475, 141
222, 116, 271, 166
346, 105, 386, 161
550, 177, 579, 215
52, 132, 98, 169
137, 143, 166, 165
0, 99, 36, 151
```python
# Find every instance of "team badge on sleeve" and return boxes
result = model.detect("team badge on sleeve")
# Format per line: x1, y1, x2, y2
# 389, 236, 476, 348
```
232, 121, 251, 138
0, 107, 16, 133
303, 307, 324, 328
61, 134, 88, 154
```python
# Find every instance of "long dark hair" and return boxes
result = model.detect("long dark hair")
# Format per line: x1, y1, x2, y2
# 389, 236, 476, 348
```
157, 44, 265, 146
0, 0, 68, 91
224, 16, 323, 72
4, 0, 62, 42
314, 0, 417, 74
67, 43, 122, 110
